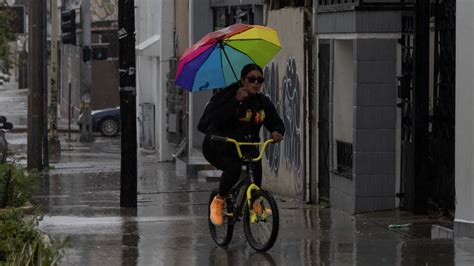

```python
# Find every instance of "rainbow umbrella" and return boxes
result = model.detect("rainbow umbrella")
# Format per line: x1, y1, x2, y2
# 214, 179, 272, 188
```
175, 23, 281, 92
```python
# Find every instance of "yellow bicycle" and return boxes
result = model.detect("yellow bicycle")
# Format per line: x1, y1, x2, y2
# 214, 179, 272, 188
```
208, 135, 279, 252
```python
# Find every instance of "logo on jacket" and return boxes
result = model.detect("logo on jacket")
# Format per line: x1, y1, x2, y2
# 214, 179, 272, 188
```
239, 109, 265, 124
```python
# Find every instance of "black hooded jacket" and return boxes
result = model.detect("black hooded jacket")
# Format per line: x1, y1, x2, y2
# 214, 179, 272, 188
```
208, 82, 285, 142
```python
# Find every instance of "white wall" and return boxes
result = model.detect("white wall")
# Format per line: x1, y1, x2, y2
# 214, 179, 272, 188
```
136, 0, 174, 161
136, 0, 160, 44
455, 0, 474, 225
189, 0, 214, 154
333, 40, 354, 145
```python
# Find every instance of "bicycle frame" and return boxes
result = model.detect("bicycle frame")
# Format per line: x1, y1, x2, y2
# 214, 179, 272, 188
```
211, 136, 274, 221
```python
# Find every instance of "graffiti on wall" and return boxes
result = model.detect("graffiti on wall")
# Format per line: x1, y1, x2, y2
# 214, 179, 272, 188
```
92, 0, 118, 21
282, 58, 302, 186
262, 62, 281, 175
263, 57, 302, 193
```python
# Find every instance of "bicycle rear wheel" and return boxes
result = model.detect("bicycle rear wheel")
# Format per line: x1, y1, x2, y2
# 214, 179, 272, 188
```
243, 190, 279, 252
208, 190, 234, 247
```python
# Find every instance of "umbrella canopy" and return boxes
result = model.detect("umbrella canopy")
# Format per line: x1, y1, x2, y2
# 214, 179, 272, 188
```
175, 24, 281, 92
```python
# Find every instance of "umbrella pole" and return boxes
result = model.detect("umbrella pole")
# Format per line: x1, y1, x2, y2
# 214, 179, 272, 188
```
219, 41, 240, 84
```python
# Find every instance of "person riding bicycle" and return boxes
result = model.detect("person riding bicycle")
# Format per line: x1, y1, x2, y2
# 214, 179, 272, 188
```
202, 63, 285, 225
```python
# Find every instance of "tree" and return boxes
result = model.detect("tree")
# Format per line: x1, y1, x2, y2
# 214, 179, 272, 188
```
0, 1, 15, 73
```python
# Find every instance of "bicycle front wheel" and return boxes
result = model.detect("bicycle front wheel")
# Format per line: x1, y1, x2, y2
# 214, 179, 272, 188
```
243, 190, 279, 252
208, 190, 234, 247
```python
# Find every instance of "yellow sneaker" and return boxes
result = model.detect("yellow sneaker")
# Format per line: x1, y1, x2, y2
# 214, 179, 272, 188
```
210, 196, 225, 225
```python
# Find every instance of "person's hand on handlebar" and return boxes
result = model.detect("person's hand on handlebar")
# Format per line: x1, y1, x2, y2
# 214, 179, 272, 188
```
271, 131, 283, 143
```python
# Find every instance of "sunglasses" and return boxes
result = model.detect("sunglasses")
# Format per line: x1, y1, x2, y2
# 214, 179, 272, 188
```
246, 76, 265, 84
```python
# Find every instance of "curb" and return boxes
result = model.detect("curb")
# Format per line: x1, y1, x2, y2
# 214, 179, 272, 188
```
10, 127, 80, 134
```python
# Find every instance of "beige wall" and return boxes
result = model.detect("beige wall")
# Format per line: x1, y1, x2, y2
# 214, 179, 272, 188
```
262, 8, 306, 199
176, 0, 189, 57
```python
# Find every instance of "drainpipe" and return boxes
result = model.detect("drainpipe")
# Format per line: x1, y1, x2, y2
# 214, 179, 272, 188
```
304, 6, 313, 203
310, 0, 318, 204
187, 0, 194, 158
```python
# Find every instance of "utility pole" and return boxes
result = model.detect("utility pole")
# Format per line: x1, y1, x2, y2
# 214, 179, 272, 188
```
27, 0, 47, 171
79, 0, 94, 142
118, 0, 137, 208
49, 0, 61, 162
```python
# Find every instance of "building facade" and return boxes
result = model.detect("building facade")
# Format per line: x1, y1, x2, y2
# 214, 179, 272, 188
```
59, 0, 120, 122
136, 0, 471, 239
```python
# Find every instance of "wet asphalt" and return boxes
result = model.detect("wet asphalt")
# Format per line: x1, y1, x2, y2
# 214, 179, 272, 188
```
2, 83, 474, 265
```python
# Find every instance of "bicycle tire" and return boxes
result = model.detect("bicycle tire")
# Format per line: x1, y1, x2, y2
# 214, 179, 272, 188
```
208, 190, 234, 247
243, 190, 279, 252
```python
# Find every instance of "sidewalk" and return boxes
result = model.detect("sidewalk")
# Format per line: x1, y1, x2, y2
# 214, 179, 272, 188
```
3, 79, 474, 265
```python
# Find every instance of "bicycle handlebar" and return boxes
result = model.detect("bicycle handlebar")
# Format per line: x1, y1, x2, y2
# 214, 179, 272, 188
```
211, 135, 274, 162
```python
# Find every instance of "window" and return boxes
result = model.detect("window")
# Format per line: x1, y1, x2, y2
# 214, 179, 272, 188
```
213, 5, 255, 30
213, 7, 229, 31
336, 140, 353, 178
231, 6, 254, 25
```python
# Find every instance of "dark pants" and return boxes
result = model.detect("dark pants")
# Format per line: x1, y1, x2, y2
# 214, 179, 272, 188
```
202, 136, 262, 196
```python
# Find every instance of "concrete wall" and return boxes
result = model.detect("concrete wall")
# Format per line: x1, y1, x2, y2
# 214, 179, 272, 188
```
317, 11, 401, 34
261, 8, 305, 199
333, 40, 353, 144
176, 0, 189, 57
317, 10, 400, 214
158, 0, 175, 159
136, 0, 160, 43
328, 39, 398, 214
353, 39, 397, 213
330, 40, 356, 213
136, 0, 175, 160
136, 0, 160, 154
455, 0, 474, 238
189, 0, 214, 152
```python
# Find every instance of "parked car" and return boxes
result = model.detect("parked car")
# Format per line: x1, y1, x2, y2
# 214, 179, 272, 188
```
77, 107, 120, 137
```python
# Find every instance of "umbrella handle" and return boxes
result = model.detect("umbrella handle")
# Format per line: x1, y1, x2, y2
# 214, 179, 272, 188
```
219, 41, 240, 85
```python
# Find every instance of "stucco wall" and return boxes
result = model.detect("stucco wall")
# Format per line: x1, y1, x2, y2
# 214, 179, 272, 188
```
261, 8, 305, 199
333, 40, 353, 144
176, 0, 189, 57
135, 0, 175, 160
455, 0, 474, 238
190, 0, 214, 151
136, 0, 160, 45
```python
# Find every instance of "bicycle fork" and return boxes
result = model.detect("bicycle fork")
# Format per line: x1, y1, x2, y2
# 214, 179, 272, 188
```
246, 183, 262, 223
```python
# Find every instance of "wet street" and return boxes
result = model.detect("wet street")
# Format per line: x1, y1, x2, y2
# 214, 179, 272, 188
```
28, 136, 474, 265
2, 84, 474, 265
